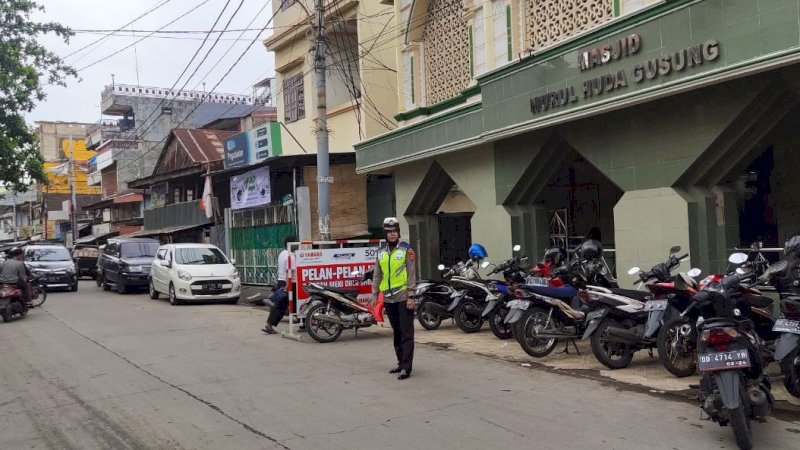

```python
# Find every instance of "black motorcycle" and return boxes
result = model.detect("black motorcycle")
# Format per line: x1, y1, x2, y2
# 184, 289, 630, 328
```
414, 263, 462, 330
688, 257, 773, 450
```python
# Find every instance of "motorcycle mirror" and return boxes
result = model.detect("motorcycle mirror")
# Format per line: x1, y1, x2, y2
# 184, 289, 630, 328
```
481, 261, 490, 268
687, 268, 702, 277
512, 244, 521, 252
437, 264, 446, 271
728, 252, 748, 265
735, 267, 747, 275
669, 245, 681, 255
627, 267, 641, 275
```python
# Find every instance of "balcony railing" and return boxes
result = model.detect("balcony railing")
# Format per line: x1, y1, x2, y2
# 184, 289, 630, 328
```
102, 84, 255, 105
143, 199, 213, 230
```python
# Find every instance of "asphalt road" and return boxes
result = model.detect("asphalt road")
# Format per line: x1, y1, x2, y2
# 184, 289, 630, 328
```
0, 282, 798, 450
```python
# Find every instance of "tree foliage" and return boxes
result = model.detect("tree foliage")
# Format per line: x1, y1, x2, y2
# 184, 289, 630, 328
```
0, 0, 77, 192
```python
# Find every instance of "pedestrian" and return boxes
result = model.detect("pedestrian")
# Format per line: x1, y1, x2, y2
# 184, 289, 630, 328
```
262, 235, 296, 334
371, 217, 417, 380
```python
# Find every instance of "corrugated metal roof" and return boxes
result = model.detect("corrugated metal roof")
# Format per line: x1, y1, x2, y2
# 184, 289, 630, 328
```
172, 128, 235, 164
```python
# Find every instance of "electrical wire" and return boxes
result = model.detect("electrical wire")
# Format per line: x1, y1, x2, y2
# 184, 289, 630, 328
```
63, 0, 172, 61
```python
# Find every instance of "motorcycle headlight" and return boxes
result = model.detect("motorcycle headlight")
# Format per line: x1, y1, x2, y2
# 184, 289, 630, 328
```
230, 268, 240, 280
177, 269, 193, 281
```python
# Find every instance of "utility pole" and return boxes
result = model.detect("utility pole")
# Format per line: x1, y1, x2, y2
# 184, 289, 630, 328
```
314, 0, 331, 241
69, 135, 78, 246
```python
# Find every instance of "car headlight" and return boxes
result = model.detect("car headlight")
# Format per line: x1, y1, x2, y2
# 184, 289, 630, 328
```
230, 268, 240, 280
66, 265, 76, 275
177, 269, 193, 281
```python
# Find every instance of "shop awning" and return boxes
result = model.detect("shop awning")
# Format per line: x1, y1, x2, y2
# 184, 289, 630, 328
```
74, 230, 119, 245
121, 223, 206, 238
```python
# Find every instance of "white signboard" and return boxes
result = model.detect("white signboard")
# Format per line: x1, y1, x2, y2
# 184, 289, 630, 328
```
230, 166, 271, 210
294, 246, 379, 313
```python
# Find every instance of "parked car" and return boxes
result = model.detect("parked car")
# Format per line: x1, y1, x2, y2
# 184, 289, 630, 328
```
149, 243, 240, 305
97, 238, 160, 294
72, 244, 101, 279
24, 244, 78, 291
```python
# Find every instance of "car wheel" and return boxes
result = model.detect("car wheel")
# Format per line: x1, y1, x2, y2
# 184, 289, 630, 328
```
117, 282, 128, 295
227, 297, 239, 305
149, 279, 160, 299
169, 283, 180, 305
102, 273, 111, 291
95, 272, 102, 287
70, 283, 78, 292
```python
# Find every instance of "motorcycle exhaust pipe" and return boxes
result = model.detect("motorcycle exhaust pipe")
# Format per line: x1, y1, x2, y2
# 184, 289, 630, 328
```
310, 314, 353, 326
424, 302, 449, 315
604, 326, 642, 345
464, 303, 484, 316
747, 386, 771, 418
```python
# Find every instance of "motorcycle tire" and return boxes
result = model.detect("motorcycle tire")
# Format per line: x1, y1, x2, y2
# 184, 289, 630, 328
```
728, 405, 753, 450
657, 316, 697, 377
96, 273, 102, 287
416, 300, 443, 330
454, 300, 483, 333
488, 308, 513, 339
29, 287, 47, 308
591, 318, 635, 369
516, 307, 558, 358
1, 304, 12, 323
780, 347, 800, 398
306, 303, 344, 343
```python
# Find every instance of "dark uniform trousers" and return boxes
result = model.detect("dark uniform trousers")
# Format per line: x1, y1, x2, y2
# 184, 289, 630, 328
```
385, 301, 415, 372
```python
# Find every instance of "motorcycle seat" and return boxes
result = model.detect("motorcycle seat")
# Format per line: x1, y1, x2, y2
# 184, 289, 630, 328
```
610, 288, 652, 302
519, 285, 577, 300
747, 295, 773, 308
323, 286, 359, 296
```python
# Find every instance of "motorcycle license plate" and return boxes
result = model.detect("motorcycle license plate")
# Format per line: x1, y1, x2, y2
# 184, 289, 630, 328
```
773, 318, 800, 334
586, 309, 605, 322
645, 300, 668, 312
698, 349, 750, 372
526, 277, 548, 286
507, 300, 530, 310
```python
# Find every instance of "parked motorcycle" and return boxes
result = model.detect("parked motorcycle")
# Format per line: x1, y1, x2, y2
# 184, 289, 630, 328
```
507, 241, 622, 358
301, 268, 384, 343
754, 258, 800, 398
445, 244, 493, 333
689, 254, 774, 450
589, 247, 699, 373
478, 245, 529, 339
414, 263, 462, 330
661, 256, 778, 378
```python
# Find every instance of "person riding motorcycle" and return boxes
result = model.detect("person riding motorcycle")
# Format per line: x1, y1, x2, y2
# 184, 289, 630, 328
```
0, 248, 32, 303
371, 217, 417, 380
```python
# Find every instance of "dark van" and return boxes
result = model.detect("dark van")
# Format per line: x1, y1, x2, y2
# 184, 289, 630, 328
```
97, 238, 160, 294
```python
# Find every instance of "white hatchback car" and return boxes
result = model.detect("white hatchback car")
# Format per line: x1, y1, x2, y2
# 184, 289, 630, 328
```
149, 243, 241, 305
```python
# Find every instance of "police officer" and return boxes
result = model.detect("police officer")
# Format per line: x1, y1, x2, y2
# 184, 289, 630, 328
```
372, 217, 417, 380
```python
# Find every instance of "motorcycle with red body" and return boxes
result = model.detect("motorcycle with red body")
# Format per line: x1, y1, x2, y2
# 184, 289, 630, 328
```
0, 275, 47, 322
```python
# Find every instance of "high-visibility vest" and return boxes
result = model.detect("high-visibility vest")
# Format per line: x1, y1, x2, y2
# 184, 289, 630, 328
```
378, 243, 409, 296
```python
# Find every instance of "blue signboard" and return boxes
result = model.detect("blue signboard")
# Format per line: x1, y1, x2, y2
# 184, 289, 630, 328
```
223, 122, 282, 169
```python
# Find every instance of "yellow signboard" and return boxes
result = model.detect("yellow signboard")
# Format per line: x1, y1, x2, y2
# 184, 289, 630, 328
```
44, 138, 101, 195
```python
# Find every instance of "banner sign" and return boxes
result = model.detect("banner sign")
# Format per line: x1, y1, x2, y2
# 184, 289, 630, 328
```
294, 246, 379, 310
223, 122, 283, 169
230, 166, 271, 210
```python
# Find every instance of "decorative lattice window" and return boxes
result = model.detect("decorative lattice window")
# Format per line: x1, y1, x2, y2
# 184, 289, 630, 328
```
525, 0, 614, 51
422, 0, 471, 105
282, 74, 305, 123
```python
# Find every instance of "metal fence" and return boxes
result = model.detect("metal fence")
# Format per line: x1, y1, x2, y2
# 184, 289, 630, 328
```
230, 204, 296, 285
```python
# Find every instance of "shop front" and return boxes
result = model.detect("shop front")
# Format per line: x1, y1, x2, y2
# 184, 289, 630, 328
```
356, 0, 800, 281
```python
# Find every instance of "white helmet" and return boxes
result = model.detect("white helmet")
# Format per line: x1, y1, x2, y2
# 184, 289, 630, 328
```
382, 217, 400, 233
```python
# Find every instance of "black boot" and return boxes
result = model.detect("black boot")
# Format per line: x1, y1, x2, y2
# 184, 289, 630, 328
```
389, 366, 401, 374
397, 370, 410, 380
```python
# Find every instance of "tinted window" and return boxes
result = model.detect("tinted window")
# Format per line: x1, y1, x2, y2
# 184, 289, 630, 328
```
26, 247, 71, 262
120, 242, 159, 258
175, 247, 228, 265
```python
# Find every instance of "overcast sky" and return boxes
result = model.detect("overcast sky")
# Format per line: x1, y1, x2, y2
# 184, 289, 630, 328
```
28, 0, 276, 124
